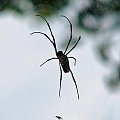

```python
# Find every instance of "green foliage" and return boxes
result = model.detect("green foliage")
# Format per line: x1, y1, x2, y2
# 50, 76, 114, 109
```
78, 0, 120, 32
0, 0, 68, 15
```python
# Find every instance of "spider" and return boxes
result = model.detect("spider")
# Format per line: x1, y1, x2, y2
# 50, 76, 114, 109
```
30, 15, 81, 99
55, 115, 63, 119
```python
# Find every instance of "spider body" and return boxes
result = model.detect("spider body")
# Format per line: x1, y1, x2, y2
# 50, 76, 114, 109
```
30, 15, 81, 99
57, 51, 70, 73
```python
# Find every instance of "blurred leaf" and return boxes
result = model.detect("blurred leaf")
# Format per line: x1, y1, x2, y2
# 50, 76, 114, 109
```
0, 0, 68, 16
105, 63, 120, 91
9, 4, 24, 14
106, 77, 120, 92
77, 0, 120, 32
96, 41, 111, 63
0, 0, 12, 11
78, 12, 99, 32
117, 64, 120, 80
33, 0, 68, 16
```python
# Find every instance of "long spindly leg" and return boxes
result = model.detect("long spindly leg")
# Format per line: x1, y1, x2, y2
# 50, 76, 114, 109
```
30, 31, 57, 55
66, 36, 81, 56
30, 32, 54, 44
59, 62, 62, 98
68, 57, 76, 66
40, 58, 58, 67
69, 69, 79, 99
61, 15, 73, 54
36, 15, 58, 55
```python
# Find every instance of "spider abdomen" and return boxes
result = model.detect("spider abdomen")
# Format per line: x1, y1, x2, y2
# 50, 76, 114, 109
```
59, 55, 70, 73
57, 51, 70, 73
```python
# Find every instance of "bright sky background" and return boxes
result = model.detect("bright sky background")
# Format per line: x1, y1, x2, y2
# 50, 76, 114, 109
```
0, 1, 120, 120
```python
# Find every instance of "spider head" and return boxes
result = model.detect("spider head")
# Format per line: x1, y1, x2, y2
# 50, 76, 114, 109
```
57, 51, 63, 57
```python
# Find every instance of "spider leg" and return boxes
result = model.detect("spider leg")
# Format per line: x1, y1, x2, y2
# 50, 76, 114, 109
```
69, 69, 79, 99
30, 31, 57, 55
36, 15, 58, 55
61, 15, 72, 54
30, 32, 54, 44
30, 31, 57, 54
68, 57, 76, 66
66, 36, 81, 55
40, 58, 58, 67
59, 61, 62, 98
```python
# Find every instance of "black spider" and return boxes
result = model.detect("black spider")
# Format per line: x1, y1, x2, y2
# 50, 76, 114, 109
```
55, 115, 63, 119
30, 15, 81, 99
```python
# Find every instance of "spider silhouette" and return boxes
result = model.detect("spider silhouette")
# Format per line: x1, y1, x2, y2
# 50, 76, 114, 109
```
55, 115, 63, 119
30, 15, 81, 99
